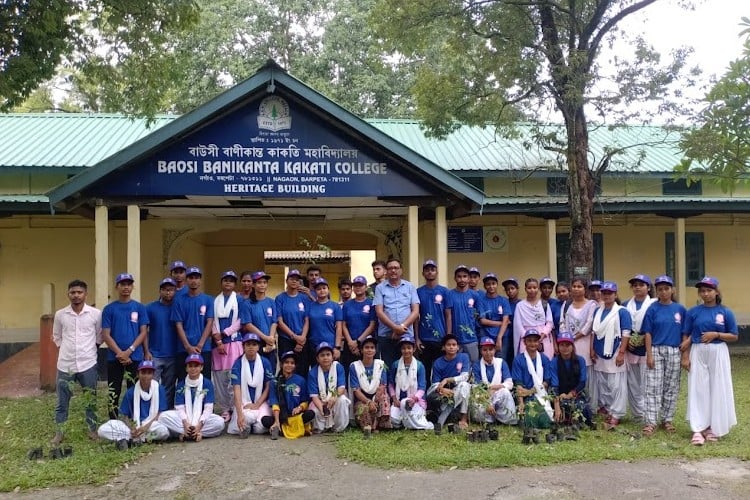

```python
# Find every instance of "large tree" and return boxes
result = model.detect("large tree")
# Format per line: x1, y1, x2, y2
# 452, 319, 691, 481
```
373, 0, 691, 279
678, 17, 750, 192
0, 0, 199, 113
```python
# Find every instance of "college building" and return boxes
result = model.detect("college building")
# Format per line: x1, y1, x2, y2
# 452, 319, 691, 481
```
2, 60, 750, 348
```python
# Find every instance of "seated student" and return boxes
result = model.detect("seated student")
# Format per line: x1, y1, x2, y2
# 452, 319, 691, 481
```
471, 337, 517, 425
308, 342, 350, 432
550, 332, 594, 429
350, 336, 390, 436
159, 354, 225, 441
512, 329, 554, 430
389, 335, 434, 430
227, 333, 272, 437
427, 334, 471, 431
261, 351, 315, 440
97, 360, 169, 449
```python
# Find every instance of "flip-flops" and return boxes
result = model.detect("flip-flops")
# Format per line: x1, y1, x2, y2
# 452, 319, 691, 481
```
661, 421, 676, 433
642, 424, 655, 437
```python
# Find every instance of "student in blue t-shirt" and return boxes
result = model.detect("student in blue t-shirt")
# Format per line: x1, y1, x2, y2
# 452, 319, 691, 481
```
275, 269, 310, 375
477, 273, 511, 356
427, 334, 471, 431
307, 278, 343, 361
171, 266, 214, 379
240, 271, 278, 373
146, 277, 179, 408
445, 265, 480, 363
101, 273, 149, 419
342, 275, 377, 371
415, 259, 449, 382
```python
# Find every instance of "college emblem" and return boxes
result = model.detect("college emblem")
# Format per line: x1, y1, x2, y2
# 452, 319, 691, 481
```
257, 96, 292, 132
266, 307, 273, 317
363, 305, 370, 313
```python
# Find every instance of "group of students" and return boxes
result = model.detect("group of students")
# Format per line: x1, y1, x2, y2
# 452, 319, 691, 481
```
51, 258, 738, 449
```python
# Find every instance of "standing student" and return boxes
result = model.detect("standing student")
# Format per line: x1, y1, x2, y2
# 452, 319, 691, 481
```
300, 265, 322, 300
373, 258, 420, 368
591, 281, 632, 431
241, 271, 278, 373
146, 278, 179, 409
342, 275, 377, 370
172, 266, 214, 379
415, 259, 449, 381
228, 333, 273, 437
501, 277, 521, 366
307, 278, 343, 361
540, 277, 562, 336
476, 273, 511, 359
512, 329, 554, 430
237, 271, 254, 301
445, 264, 480, 363
427, 334, 471, 431
588, 280, 603, 303
683, 276, 738, 446
101, 273, 149, 419
350, 336, 390, 435
368, 259, 387, 299
211, 270, 244, 422
471, 337, 517, 425
275, 269, 310, 375
308, 342, 350, 433
512, 278, 554, 360
389, 336, 434, 430
623, 274, 656, 424
170, 260, 188, 295
555, 282, 570, 303
51, 279, 102, 444
641, 275, 686, 436
338, 278, 353, 306
468, 267, 481, 291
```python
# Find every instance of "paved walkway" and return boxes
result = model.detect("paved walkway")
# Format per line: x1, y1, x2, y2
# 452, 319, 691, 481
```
0, 343, 44, 398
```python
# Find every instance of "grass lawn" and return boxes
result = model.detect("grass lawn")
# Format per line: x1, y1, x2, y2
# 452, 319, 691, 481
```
335, 353, 750, 469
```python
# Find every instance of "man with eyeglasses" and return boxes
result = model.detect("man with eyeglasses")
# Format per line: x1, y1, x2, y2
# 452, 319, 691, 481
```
373, 258, 420, 367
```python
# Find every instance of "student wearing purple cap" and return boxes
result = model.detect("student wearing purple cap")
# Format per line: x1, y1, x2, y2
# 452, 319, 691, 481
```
97, 360, 169, 449
211, 270, 244, 422
275, 269, 311, 375
308, 342, 350, 432
640, 275, 687, 436
171, 267, 214, 380
477, 273, 511, 359
350, 336, 391, 435
427, 334, 471, 431
446, 264, 480, 363
683, 276, 738, 445
551, 332, 594, 429
468, 267, 481, 291
146, 278, 179, 408
587, 280, 603, 303
159, 354, 225, 441
591, 281, 632, 431
415, 259, 449, 381
307, 278, 344, 362
389, 336, 433, 430
512, 329, 554, 430
228, 334, 273, 437
262, 351, 314, 439
471, 337, 516, 425
623, 274, 656, 424
512, 278, 554, 361
559, 277, 598, 407
240, 271, 278, 373
342, 275, 377, 371
170, 261, 188, 295
101, 273, 149, 420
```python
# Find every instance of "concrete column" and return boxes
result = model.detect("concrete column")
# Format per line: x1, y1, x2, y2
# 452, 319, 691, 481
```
41, 283, 55, 316
408, 206, 419, 283
546, 219, 558, 280
435, 206, 448, 276
127, 205, 141, 301
95, 204, 109, 310
676, 217, 686, 303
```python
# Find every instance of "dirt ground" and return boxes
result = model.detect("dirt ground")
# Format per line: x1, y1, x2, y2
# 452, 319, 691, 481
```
3, 434, 749, 500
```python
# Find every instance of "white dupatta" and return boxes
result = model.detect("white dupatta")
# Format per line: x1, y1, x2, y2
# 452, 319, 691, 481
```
523, 352, 553, 419
353, 359, 385, 394
317, 361, 341, 399
133, 380, 160, 427
240, 355, 265, 405
183, 374, 204, 425
593, 304, 623, 358
480, 358, 505, 387
626, 297, 655, 333
395, 358, 419, 397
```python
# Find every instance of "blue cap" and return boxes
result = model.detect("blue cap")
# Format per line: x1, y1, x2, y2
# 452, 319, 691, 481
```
313, 277, 329, 288
186, 266, 202, 276
422, 259, 437, 268
169, 260, 187, 271
601, 281, 618, 292
454, 264, 470, 274
629, 274, 651, 286
115, 273, 134, 285
502, 277, 519, 287
316, 342, 334, 354
252, 271, 270, 282
523, 328, 541, 339
185, 353, 204, 365
469, 267, 481, 276
588, 280, 602, 289
280, 350, 297, 361
557, 332, 575, 344
352, 275, 368, 285
479, 336, 496, 347
399, 335, 416, 345
540, 276, 555, 285
159, 277, 177, 288
137, 360, 155, 371
221, 270, 238, 281
360, 335, 378, 346
695, 276, 718, 289
241, 333, 261, 344
286, 269, 302, 279
654, 275, 674, 287
483, 272, 499, 283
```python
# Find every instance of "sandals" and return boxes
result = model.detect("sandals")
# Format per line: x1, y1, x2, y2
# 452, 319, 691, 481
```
604, 416, 620, 431
661, 421, 676, 433
642, 424, 655, 437
703, 428, 719, 442
691, 432, 705, 446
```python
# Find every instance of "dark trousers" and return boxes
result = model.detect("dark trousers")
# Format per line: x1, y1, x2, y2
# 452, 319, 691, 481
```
55, 366, 98, 430
376, 336, 399, 368
107, 360, 138, 419
176, 351, 212, 380
278, 335, 310, 376
418, 341, 443, 382
261, 410, 315, 429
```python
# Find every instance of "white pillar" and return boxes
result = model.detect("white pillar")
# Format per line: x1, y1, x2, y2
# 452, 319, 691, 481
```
127, 204, 141, 301
546, 219, 558, 280
95, 204, 109, 309
408, 205, 419, 284
675, 217, 686, 303
435, 206, 448, 277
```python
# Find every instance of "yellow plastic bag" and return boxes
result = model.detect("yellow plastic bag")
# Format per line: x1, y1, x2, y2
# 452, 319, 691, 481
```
281, 414, 305, 439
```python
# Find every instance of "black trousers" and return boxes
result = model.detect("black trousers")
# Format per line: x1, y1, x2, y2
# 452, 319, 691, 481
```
107, 361, 138, 419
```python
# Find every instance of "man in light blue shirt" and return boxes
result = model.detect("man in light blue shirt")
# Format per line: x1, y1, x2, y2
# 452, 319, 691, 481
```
373, 258, 420, 367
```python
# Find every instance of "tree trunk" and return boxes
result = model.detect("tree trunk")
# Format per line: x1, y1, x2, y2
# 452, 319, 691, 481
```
566, 106, 595, 281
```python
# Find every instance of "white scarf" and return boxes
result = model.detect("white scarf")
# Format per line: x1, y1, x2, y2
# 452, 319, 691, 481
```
240, 355, 264, 405
593, 304, 622, 358
183, 374, 204, 426
480, 358, 504, 387
317, 361, 340, 399
395, 357, 418, 397
133, 380, 160, 427
523, 351, 553, 419
215, 292, 238, 320
626, 297, 655, 333
354, 359, 385, 394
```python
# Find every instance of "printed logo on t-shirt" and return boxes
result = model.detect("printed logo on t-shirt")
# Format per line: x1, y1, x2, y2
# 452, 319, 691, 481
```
199, 305, 206, 316
292, 384, 301, 396
715, 313, 725, 326
130, 311, 138, 323
325, 308, 333, 317
497, 305, 504, 314
673, 312, 682, 323
435, 294, 443, 304
363, 305, 371, 313
298, 302, 305, 312
266, 307, 273, 317
456, 362, 463, 372
468, 298, 475, 308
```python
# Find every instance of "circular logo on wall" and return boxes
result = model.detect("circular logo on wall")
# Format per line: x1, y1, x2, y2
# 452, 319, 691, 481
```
257, 96, 292, 132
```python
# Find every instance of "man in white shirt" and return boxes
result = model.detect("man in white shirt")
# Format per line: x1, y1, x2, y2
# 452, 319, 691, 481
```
51, 279, 102, 444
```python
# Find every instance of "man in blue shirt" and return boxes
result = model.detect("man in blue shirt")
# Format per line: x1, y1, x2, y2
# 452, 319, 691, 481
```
373, 258, 420, 368
146, 277, 178, 408
171, 266, 214, 379
415, 259, 449, 381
